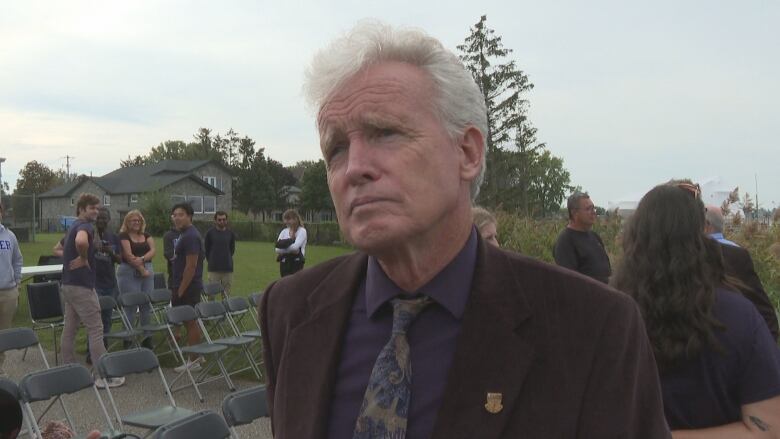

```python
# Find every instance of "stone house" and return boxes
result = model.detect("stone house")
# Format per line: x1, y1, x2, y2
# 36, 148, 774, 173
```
39, 160, 234, 228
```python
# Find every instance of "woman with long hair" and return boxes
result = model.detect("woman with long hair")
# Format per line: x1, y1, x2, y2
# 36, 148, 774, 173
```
275, 209, 307, 277
116, 210, 155, 348
611, 184, 780, 436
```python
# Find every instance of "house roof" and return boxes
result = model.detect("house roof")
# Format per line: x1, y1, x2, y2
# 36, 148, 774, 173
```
40, 160, 228, 198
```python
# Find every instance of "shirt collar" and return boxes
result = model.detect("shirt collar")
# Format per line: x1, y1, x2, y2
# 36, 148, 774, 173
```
365, 227, 478, 319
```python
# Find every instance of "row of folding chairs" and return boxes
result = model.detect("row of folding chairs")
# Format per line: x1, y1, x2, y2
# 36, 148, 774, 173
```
2, 327, 267, 438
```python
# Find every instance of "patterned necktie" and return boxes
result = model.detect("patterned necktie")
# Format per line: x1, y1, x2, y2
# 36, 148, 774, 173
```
353, 296, 433, 439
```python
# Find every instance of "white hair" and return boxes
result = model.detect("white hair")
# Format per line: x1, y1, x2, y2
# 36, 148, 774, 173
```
303, 19, 487, 200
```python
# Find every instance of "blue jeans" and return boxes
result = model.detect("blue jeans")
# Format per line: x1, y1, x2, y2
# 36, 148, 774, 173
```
116, 262, 154, 333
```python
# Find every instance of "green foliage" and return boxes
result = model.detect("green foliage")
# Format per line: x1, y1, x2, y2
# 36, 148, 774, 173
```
139, 189, 173, 235
731, 223, 780, 313
299, 160, 333, 213
14, 160, 63, 195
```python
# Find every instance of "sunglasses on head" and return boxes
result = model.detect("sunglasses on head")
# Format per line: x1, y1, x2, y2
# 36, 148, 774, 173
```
676, 182, 701, 199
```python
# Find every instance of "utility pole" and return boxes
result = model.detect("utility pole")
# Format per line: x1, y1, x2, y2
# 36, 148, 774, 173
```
0, 157, 5, 196
63, 155, 75, 181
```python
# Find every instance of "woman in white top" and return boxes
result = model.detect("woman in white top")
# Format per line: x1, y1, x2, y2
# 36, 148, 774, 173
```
275, 209, 307, 277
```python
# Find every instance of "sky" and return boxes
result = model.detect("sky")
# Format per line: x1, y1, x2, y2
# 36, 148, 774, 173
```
1, 0, 778, 209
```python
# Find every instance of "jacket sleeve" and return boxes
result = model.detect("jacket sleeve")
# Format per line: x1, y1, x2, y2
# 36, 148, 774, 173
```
576, 297, 671, 438
260, 281, 280, 435
12, 232, 22, 285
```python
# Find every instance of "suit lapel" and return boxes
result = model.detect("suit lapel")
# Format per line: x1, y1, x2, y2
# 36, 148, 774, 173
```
276, 253, 368, 439
432, 241, 535, 439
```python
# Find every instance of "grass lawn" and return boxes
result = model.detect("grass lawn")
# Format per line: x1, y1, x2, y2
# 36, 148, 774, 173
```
14, 232, 352, 362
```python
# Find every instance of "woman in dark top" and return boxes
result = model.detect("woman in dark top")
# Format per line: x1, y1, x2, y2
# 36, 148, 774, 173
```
611, 184, 780, 436
116, 209, 155, 347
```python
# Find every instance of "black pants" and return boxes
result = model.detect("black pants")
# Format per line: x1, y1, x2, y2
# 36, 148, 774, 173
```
280, 258, 305, 277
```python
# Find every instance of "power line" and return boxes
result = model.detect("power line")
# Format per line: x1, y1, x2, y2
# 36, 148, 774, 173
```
62, 155, 75, 181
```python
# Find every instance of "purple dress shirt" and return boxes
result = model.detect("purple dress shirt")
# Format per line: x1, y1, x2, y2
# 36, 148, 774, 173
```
326, 229, 478, 439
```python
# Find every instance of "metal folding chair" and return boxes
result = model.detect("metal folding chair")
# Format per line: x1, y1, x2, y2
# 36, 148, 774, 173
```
117, 293, 175, 360
165, 305, 234, 402
97, 348, 195, 437
1, 327, 52, 370
100, 296, 143, 351
222, 297, 262, 367
149, 288, 172, 323
202, 282, 224, 301
25, 281, 64, 364
19, 363, 115, 438
221, 386, 268, 439
149, 410, 230, 439
0, 377, 36, 439
195, 302, 262, 381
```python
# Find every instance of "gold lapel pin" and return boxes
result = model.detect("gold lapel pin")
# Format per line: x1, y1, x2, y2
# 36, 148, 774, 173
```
484, 392, 503, 414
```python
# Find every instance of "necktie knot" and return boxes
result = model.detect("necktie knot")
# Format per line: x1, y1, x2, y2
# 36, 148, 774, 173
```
390, 296, 432, 335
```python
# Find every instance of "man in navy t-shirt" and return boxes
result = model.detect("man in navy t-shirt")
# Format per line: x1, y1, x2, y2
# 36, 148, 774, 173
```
60, 193, 124, 388
169, 202, 205, 372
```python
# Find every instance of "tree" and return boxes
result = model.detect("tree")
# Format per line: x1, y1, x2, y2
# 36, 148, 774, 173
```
139, 189, 172, 235
15, 161, 61, 194
458, 15, 573, 215
299, 160, 332, 215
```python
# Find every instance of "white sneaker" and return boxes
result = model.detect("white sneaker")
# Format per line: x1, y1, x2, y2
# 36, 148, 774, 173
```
95, 376, 126, 389
174, 357, 204, 373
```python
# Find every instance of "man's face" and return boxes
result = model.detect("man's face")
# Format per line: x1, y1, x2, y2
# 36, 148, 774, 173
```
574, 198, 597, 229
215, 215, 228, 230
81, 204, 100, 222
318, 61, 470, 253
172, 208, 192, 231
96, 211, 110, 230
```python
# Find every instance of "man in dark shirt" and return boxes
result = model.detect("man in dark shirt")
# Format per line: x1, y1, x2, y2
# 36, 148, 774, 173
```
553, 192, 612, 283
204, 211, 236, 298
169, 202, 205, 372
260, 22, 669, 439
60, 193, 124, 388
84, 207, 121, 364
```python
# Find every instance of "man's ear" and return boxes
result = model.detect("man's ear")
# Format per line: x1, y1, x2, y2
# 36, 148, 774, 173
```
458, 126, 485, 182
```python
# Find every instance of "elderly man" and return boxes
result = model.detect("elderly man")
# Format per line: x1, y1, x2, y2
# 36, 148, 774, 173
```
260, 21, 670, 439
705, 205, 778, 340
553, 192, 611, 283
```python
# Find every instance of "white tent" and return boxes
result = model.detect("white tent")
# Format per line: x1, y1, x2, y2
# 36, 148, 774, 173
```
607, 176, 743, 217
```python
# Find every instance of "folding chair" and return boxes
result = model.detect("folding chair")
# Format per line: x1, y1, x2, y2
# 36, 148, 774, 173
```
0, 377, 36, 439
165, 305, 234, 402
246, 292, 262, 311
149, 288, 172, 323
19, 363, 115, 439
25, 281, 64, 364
195, 302, 262, 381
222, 297, 262, 367
202, 282, 224, 301
221, 385, 268, 439
150, 410, 230, 439
1, 327, 52, 370
97, 348, 195, 437
153, 273, 167, 290
117, 293, 175, 359
100, 296, 143, 351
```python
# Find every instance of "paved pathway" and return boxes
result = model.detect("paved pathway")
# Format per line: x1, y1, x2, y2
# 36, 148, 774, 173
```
3, 349, 272, 438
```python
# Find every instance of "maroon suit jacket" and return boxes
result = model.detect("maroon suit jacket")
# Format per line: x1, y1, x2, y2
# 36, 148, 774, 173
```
261, 239, 671, 438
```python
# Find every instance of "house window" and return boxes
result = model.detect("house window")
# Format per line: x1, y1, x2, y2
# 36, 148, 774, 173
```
203, 176, 217, 188
187, 196, 203, 214
204, 196, 216, 214
171, 195, 186, 206
103, 195, 111, 206
218, 178, 224, 190
130, 194, 139, 203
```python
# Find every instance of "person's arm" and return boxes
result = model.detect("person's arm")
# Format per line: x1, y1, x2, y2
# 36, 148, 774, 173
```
230, 231, 236, 256
673, 396, 780, 438
177, 253, 199, 298
163, 232, 175, 263
119, 238, 142, 268
52, 240, 64, 258
69, 229, 91, 270
287, 228, 307, 254
142, 236, 156, 263
11, 233, 22, 286
204, 230, 212, 260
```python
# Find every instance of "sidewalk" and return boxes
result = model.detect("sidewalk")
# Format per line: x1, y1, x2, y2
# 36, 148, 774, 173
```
2, 349, 272, 438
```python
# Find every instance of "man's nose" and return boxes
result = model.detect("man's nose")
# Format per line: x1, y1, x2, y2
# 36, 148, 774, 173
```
344, 137, 380, 185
